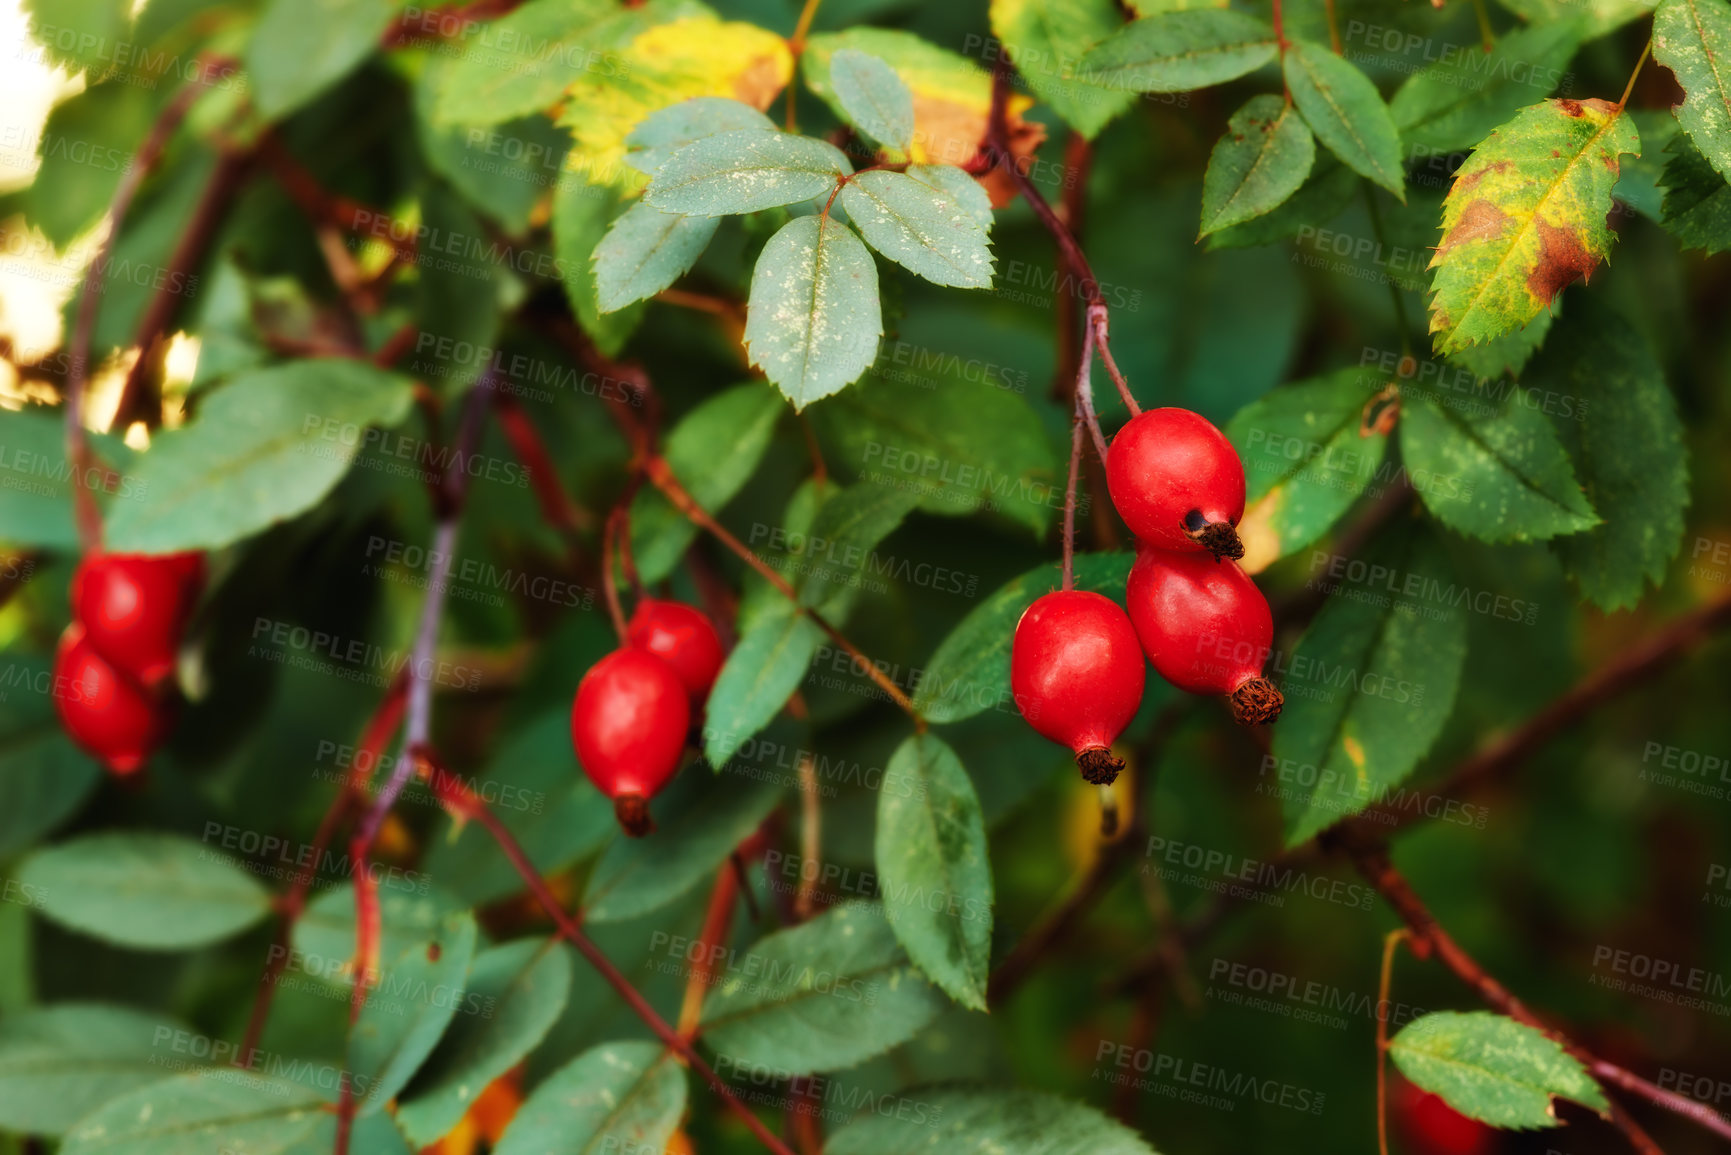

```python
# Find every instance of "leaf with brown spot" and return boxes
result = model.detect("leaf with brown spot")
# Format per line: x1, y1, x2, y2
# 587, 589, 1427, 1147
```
1653, 0, 1731, 182
1427, 98, 1640, 355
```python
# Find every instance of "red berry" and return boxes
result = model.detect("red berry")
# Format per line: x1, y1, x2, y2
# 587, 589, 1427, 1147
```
71, 552, 205, 685
1106, 408, 1246, 559
52, 624, 170, 776
1125, 549, 1282, 725
1010, 590, 1146, 785
624, 599, 724, 703
1394, 1080, 1496, 1155
571, 648, 691, 836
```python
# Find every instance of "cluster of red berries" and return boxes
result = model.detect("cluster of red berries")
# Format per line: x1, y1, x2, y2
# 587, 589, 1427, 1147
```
1012, 408, 1280, 784
53, 552, 204, 775
571, 599, 723, 837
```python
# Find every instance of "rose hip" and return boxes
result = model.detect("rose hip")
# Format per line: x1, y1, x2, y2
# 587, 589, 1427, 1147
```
1010, 589, 1146, 785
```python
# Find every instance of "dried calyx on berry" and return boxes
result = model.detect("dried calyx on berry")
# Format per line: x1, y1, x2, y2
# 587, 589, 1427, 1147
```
1010, 590, 1146, 786
1107, 408, 1246, 561
1126, 548, 1283, 726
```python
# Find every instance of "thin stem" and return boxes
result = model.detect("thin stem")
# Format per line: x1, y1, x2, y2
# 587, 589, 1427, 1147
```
1470, 0, 1497, 52
785, 0, 824, 131
677, 863, 741, 1038
1325, 0, 1343, 53
1061, 394, 1085, 592
795, 754, 822, 920
602, 499, 631, 641
1272, 0, 1289, 98
1361, 181, 1413, 357
1618, 38, 1652, 111
431, 771, 800, 1155
1088, 304, 1140, 417
645, 456, 925, 728
65, 77, 205, 552
1376, 929, 1412, 1155
493, 391, 591, 541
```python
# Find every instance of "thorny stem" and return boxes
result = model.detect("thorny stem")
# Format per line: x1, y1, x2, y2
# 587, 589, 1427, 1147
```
1360, 181, 1414, 357
1618, 38, 1652, 111
433, 771, 801, 1155
65, 76, 206, 553
1375, 929, 1412, 1155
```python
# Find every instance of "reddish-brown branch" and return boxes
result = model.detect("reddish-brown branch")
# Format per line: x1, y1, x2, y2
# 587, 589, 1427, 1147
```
110, 146, 253, 431
429, 768, 799, 1155
1341, 837, 1724, 1152
493, 390, 593, 540
379, 0, 524, 48
677, 863, 742, 1038
237, 677, 407, 1070
257, 132, 417, 264
64, 76, 207, 552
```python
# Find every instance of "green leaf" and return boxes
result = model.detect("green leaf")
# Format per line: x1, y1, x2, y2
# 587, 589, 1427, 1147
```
830, 49, 916, 153
745, 215, 883, 409
911, 554, 1133, 724
1389, 1011, 1610, 1127
1226, 367, 1391, 569
430, 0, 642, 128
875, 734, 994, 1011
246, 0, 399, 120
701, 599, 826, 768
1205, 153, 1359, 250
396, 939, 573, 1146
629, 383, 786, 584
838, 169, 996, 288
421, 712, 615, 907
645, 131, 851, 217
1391, 20, 1587, 156
295, 886, 473, 987
103, 360, 414, 553
1275, 527, 1469, 846
1285, 39, 1405, 198
0, 1003, 188, 1135
1200, 94, 1317, 236
698, 901, 945, 1074
1494, 0, 1654, 36
1660, 134, 1731, 253
1399, 385, 1599, 543
348, 911, 477, 1115
1653, 0, 1731, 182
0, 656, 101, 859
553, 174, 646, 357
494, 1041, 686, 1155
414, 57, 570, 236
1531, 303, 1688, 610
797, 482, 924, 615
627, 97, 779, 177
811, 370, 1060, 535
583, 775, 784, 923
1445, 308, 1558, 381
1079, 10, 1277, 93
908, 163, 995, 228
827, 1085, 1162, 1154
18, 81, 158, 247
18, 831, 272, 951
60, 1070, 412, 1155
1428, 99, 1640, 354
23, 0, 131, 74
0, 408, 133, 551
988, 0, 1138, 139
593, 200, 720, 313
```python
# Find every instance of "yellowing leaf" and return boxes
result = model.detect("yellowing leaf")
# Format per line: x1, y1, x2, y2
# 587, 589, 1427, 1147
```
556, 17, 793, 190
804, 29, 1043, 202
1427, 98, 1640, 355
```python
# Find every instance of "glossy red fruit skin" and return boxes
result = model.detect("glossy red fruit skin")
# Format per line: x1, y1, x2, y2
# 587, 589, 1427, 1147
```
1010, 590, 1145, 782
1395, 1081, 1496, 1155
1126, 549, 1271, 695
1106, 409, 1245, 552
71, 552, 205, 684
624, 599, 724, 702
52, 624, 169, 775
571, 648, 690, 814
